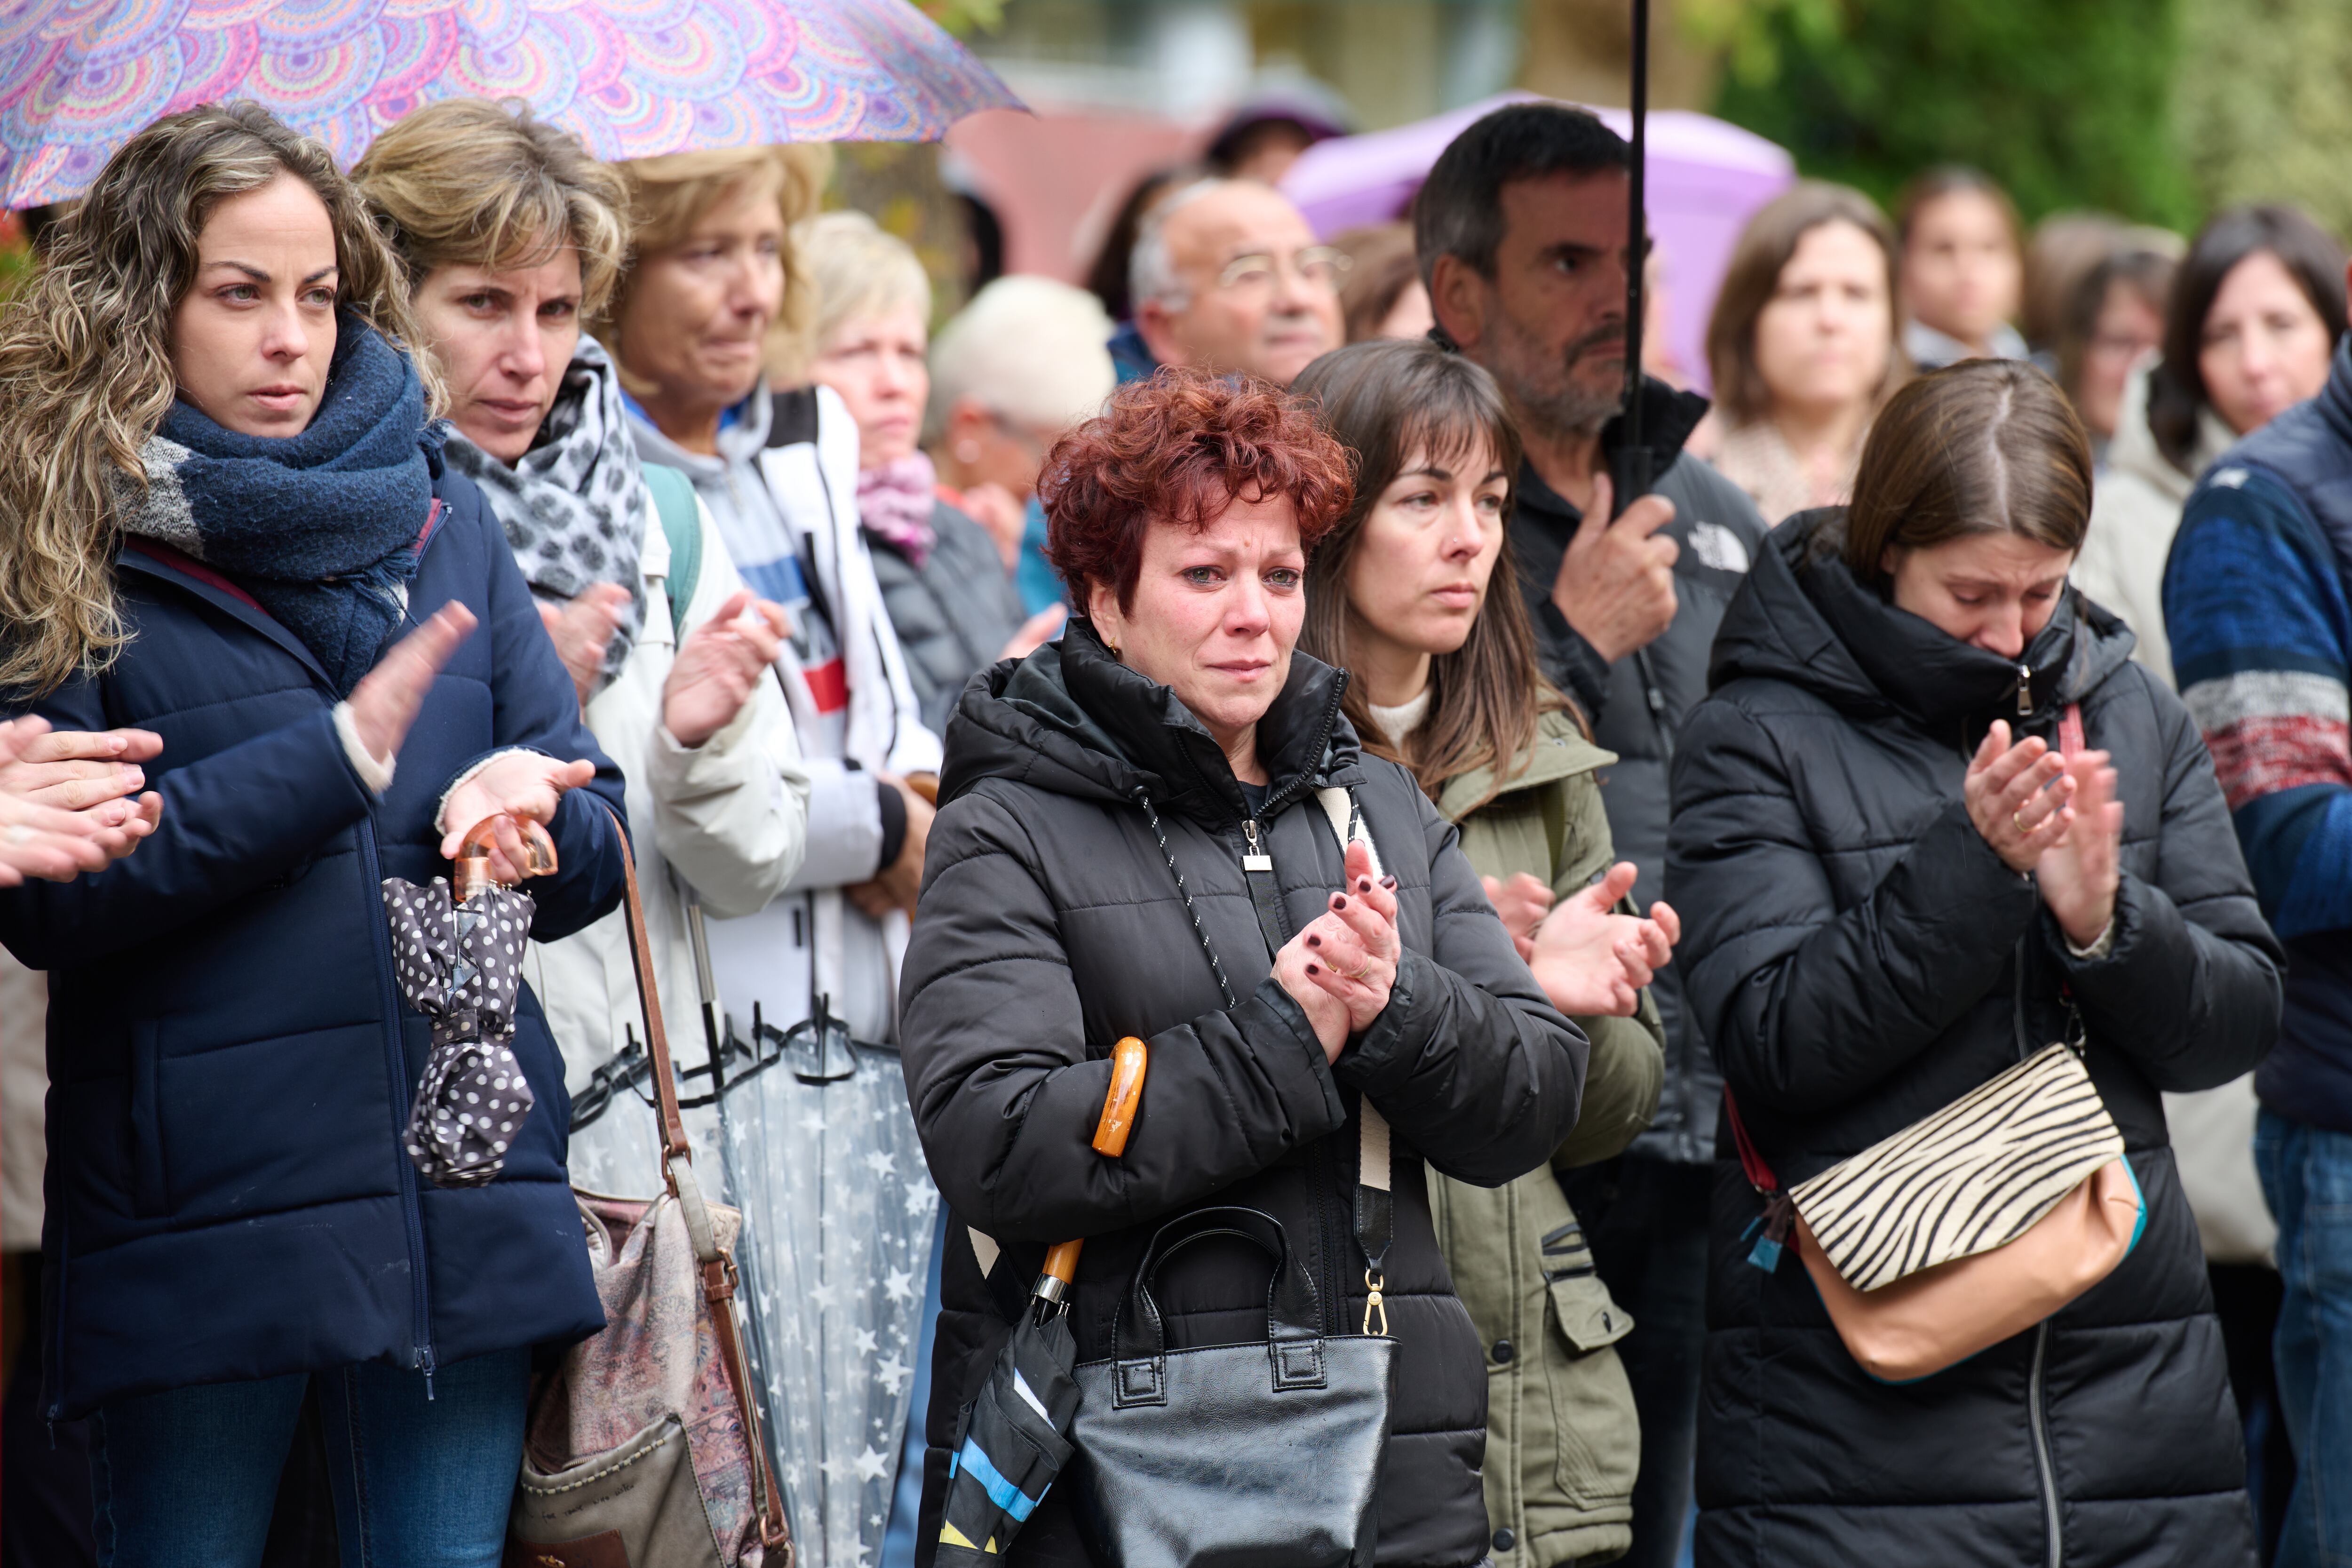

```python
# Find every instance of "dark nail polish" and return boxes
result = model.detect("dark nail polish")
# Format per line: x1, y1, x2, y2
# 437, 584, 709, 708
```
1306, 934, 1321, 947
1359, 878, 1373, 893
1333, 894, 1348, 909
1380, 875, 1398, 890
1305, 963, 1321, 976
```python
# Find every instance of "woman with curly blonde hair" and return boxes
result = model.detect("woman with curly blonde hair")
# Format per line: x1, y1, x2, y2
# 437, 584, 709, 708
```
0, 102, 626, 1565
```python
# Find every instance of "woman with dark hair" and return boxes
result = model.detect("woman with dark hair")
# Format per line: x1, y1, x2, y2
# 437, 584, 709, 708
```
1705, 182, 1908, 524
1293, 337, 1670, 1568
0, 103, 625, 1561
1896, 166, 2027, 369
2074, 205, 2346, 685
1670, 359, 2282, 1567
901, 366, 1585, 1568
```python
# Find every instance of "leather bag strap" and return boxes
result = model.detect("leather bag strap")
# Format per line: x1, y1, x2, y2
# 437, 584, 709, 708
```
1312, 788, 1395, 1319
599, 806, 791, 1552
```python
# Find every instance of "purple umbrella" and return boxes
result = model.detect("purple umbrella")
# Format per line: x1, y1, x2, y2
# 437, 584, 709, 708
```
0, 0, 1024, 208
1281, 92, 1793, 396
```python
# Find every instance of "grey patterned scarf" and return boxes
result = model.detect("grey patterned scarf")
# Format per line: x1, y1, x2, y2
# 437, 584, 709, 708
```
445, 336, 648, 687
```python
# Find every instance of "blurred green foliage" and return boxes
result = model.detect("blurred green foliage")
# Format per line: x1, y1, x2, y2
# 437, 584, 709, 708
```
917, 0, 1004, 37
1703, 0, 2196, 229
2172, 0, 2352, 241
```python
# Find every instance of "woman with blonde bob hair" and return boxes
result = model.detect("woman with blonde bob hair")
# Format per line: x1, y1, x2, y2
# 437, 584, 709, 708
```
602, 145, 946, 1568
355, 100, 811, 1202
0, 102, 627, 1563
1705, 182, 1909, 525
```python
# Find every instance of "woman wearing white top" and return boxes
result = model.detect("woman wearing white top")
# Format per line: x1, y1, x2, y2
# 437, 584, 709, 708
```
354, 101, 811, 1192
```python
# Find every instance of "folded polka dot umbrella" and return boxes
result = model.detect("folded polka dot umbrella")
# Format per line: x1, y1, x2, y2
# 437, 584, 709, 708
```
0, 0, 1024, 208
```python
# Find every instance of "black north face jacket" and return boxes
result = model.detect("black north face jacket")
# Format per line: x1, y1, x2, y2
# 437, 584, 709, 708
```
1669, 513, 2283, 1568
900, 622, 1586, 1568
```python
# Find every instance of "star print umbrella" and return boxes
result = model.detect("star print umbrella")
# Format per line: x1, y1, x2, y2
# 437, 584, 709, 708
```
0, 0, 1025, 208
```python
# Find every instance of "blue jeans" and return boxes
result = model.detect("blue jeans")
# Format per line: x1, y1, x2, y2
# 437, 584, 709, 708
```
90, 1348, 530, 1568
2256, 1109, 2352, 1568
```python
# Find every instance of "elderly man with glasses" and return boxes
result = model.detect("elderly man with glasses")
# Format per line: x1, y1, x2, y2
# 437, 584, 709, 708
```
1117, 177, 1348, 388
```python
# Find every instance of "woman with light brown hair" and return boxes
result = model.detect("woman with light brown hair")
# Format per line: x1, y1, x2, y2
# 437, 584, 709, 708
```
353, 100, 810, 1199
1670, 359, 2280, 1566
1705, 181, 1908, 525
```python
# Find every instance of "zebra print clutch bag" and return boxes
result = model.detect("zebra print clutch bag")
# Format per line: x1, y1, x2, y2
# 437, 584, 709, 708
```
1791, 1042, 2125, 1294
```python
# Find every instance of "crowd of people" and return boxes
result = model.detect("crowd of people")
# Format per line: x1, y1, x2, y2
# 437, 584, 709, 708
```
0, 83, 2343, 1568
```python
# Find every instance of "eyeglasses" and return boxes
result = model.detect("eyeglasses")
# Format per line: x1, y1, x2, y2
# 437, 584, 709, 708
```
1213, 246, 1352, 298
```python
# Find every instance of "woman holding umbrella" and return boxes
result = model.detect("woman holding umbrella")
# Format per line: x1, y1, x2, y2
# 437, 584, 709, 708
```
353, 98, 811, 1194
900, 366, 1586, 1568
0, 103, 624, 1561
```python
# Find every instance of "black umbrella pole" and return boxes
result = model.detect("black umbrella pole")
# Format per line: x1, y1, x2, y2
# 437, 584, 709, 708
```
1613, 0, 1653, 518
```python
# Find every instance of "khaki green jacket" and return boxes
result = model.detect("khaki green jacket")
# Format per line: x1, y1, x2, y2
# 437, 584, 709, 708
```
1427, 711, 1663, 1568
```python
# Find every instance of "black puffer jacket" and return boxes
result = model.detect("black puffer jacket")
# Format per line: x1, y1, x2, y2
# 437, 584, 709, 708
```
901, 622, 1586, 1568
1669, 513, 2282, 1568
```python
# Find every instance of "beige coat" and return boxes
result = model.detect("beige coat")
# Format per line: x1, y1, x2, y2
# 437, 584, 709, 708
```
1425, 711, 1666, 1568
2073, 362, 2235, 688
523, 482, 811, 1197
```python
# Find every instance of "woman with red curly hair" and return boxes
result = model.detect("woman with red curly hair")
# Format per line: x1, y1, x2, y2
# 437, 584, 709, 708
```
900, 368, 1586, 1568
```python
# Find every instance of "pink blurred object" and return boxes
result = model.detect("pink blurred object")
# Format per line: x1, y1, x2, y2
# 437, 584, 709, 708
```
1281, 94, 1794, 395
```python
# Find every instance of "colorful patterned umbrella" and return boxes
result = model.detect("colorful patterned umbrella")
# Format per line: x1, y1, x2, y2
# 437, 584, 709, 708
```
0, 0, 1023, 207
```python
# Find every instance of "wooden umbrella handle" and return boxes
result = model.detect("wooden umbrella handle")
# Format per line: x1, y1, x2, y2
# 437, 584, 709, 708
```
1033, 1036, 1148, 1307
453, 813, 557, 901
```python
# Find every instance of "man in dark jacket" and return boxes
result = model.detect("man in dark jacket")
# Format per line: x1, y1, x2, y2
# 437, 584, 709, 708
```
2166, 334, 2352, 1564
1416, 101, 1768, 1568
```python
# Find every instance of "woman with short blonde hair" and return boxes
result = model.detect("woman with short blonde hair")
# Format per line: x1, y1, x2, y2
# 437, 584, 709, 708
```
355, 100, 810, 1210
604, 142, 947, 1568
796, 209, 1033, 737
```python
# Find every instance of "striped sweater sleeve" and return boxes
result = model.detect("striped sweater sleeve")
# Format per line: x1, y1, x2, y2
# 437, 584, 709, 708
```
2163, 462, 2352, 939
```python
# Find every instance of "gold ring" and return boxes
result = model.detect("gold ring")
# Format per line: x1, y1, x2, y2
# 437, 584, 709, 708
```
2013, 809, 2031, 835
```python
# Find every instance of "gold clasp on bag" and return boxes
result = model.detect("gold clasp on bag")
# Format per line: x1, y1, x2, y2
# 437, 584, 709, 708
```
1363, 1269, 1388, 1337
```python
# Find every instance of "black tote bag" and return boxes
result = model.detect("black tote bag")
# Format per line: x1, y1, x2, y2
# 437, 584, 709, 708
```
1069, 1206, 1395, 1568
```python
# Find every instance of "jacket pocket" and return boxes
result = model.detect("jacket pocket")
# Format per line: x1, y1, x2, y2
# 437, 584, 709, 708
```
1541, 1273, 1639, 1510
129, 1019, 168, 1217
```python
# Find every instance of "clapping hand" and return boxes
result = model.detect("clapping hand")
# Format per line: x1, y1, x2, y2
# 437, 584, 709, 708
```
1275, 841, 1401, 1062
663, 590, 788, 749
537, 582, 632, 708
0, 717, 159, 884
1522, 862, 1678, 1018
2036, 747, 2122, 950
0, 717, 164, 878
1964, 720, 2076, 873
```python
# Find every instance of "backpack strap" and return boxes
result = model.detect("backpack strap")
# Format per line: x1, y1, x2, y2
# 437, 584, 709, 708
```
642, 464, 702, 643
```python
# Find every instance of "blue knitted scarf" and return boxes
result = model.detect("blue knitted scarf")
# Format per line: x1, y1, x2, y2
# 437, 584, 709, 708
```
121, 316, 438, 696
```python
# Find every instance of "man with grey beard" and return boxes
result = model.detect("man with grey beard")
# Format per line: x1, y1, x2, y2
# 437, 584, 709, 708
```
1417, 101, 1768, 1568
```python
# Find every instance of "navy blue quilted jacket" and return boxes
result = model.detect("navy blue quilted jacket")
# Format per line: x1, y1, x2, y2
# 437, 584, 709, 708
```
0, 467, 626, 1421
